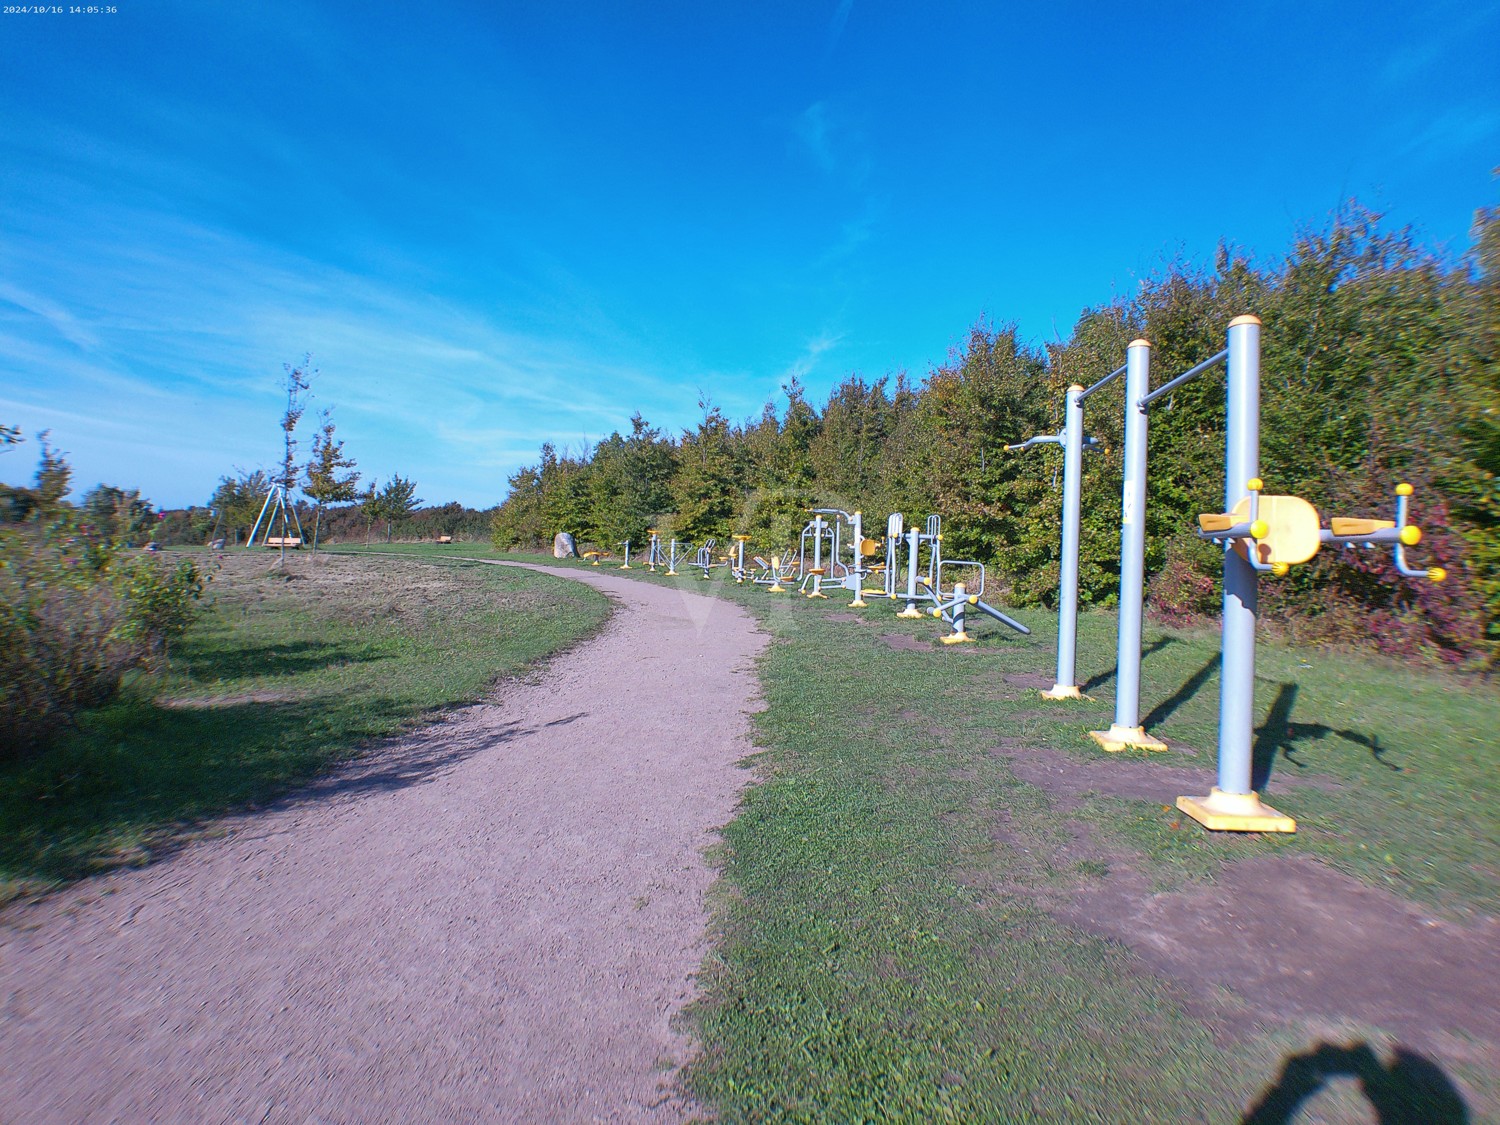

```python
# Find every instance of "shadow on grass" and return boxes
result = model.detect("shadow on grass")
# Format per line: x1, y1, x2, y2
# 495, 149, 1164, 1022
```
1, 688, 598, 896
1252, 683, 1401, 790
1143, 653, 1220, 729
1081, 635, 1179, 694
1242, 1041, 1467, 1124
175, 638, 393, 682
1, 692, 422, 892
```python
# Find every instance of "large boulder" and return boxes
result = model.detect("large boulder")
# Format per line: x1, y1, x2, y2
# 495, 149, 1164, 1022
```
553, 532, 578, 559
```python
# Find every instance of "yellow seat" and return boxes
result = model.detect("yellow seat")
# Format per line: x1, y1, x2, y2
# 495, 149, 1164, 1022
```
1198, 513, 1234, 533
1329, 518, 1395, 537
1235, 494, 1321, 565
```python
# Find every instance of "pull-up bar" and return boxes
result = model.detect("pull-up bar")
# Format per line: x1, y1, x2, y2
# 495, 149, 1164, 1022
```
1138, 348, 1228, 409
1076, 361, 1126, 402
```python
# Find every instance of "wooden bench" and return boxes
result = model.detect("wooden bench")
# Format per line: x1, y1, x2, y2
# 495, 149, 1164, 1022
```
264, 536, 303, 549
437, 535, 453, 544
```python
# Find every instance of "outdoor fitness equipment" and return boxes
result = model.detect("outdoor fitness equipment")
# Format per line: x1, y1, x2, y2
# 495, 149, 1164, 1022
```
618, 540, 633, 569
801, 508, 877, 606
922, 561, 1031, 643
1089, 338, 1171, 753
864, 513, 909, 602
796, 512, 838, 599
1006, 368, 1116, 699
896, 514, 943, 619
694, 537, 731, 579
1320, 484, 1445, 582
645, 531, 688, 576
729, 535, 753, 583
1105, 316, 1442, 833
885, 512, 1028, 642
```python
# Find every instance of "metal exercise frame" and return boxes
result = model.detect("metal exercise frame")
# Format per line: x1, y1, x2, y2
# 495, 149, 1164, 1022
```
1006, 363, 1119, 699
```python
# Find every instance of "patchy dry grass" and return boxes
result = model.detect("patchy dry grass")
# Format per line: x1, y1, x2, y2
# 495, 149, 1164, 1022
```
0, 550, 609, 903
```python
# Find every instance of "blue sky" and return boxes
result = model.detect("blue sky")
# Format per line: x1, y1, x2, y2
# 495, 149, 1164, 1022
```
3, 1, 1497, 510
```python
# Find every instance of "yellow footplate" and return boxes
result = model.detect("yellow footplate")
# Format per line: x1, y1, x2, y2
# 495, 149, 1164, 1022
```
1088, 725, 1168, 752
1176, 788, 1296, 833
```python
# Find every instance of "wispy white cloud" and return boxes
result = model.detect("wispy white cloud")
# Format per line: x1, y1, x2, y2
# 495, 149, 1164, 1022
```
828, 0, 855, 54
1379, 3, 1500, 89
794, 101, 838, 175
0, 282, 100, 351
778, 330, 844, 386
0, 192, 699, 506
1391, 106, 1500, 169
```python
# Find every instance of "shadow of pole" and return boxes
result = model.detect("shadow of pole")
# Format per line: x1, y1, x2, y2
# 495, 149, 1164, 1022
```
1080, 635, 1179, 694
1141, 652, 1220, 730
1254, 682, 1402, 789
1242, 1041, 1468, 1124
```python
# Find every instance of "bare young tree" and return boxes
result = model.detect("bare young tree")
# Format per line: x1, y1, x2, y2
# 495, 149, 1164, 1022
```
274, 358, 313, 567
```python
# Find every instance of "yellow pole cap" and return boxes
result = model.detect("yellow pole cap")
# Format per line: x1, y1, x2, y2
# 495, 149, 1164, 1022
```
1271, 562, 1290, 577
1250, 519, 1269, 540
1246, 477, 1264, 492
1129, 338, 1151, 349
1400, 525, 1422, 546
931, 608, 942, 618
1069, 384, 1085, 394
968, 595, 979, 604
1396, 483, 1414, 496
1428, 567, 1447, 583
1229, 314, 1262, 327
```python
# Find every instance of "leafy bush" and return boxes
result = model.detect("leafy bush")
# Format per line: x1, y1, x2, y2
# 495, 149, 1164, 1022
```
0, 523, 205, 756
115, 553, 208, 663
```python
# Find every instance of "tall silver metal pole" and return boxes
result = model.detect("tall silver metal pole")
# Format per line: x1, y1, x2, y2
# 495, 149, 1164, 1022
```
1091, 340, 1166, 750
849, 511, 868, 607
1176, 315, 1294, 832
898, 528, 923, 617
1219, 316, 1261, 796
1044, 384, 1085, 699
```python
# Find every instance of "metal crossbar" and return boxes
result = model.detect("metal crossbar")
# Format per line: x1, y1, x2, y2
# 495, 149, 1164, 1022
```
1139, 348, 1227, 408
1076, 362, 1126, 402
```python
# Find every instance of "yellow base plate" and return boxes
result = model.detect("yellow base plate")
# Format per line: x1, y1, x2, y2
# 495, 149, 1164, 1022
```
1177, 789, 1296, 833
1041, 685, 1083, 700
806, 592, 829, 599
1088, 725, 1169, 753
896, 608, 924, 619
849, 598, 868, 608
940, 632, 975, 645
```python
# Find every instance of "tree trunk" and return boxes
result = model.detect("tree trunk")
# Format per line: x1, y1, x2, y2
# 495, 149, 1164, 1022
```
312, 506, 323, 554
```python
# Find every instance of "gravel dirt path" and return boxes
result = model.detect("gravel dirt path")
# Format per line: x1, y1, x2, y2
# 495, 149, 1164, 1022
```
0, 563, 767, 1124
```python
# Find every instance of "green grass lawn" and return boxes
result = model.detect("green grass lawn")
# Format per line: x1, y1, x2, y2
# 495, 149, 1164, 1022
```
13, 538, 1491, 1119
0, 549, 609, 903
473, 547, 1498, 1122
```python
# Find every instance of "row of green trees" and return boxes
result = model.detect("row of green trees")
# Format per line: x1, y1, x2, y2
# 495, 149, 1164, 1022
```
491, 204, 1498, 667
202, 468, 423, 547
